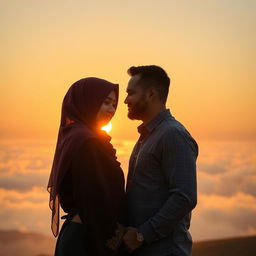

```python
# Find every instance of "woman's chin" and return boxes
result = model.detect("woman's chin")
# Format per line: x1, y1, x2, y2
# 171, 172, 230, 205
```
97, 121, 109, 129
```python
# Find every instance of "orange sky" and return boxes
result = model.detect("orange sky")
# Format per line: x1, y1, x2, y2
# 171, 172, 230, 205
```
1, 0, 255, 141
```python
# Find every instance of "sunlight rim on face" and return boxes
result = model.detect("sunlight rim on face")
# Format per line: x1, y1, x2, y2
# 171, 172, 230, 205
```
101, 122, 112, 133
97, 90, 117, 132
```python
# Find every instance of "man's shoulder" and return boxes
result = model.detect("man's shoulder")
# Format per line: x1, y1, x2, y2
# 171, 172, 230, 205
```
159, 117, 198, 152
160, 116, 188, 137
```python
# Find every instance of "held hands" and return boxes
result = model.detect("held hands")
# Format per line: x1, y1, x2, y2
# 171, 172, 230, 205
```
122, 226, 144, 253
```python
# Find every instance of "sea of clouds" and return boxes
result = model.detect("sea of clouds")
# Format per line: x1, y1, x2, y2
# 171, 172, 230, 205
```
0, 139, 255, 242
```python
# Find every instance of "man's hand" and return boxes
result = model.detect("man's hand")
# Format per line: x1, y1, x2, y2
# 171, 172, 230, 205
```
123, 226, 143, 253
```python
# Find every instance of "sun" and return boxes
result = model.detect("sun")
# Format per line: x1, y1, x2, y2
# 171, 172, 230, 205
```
101, 122, 112, 133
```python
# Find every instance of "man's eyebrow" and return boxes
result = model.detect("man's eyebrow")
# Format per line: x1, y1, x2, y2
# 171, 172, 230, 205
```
126, 89, 134, 93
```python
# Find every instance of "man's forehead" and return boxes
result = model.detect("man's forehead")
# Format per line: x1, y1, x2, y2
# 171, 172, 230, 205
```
128, 74, 141, 88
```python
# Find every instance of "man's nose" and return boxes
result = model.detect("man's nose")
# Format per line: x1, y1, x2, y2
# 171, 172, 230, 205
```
124, 96, 128, 104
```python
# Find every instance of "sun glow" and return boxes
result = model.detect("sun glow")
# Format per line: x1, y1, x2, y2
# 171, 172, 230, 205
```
101, 122, 112, 133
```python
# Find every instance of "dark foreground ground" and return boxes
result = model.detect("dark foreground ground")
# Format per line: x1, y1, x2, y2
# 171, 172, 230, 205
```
193, 235, 256, 256
0, 229, 255, 256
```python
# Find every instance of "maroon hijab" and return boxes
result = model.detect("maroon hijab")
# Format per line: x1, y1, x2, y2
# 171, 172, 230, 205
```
47, 77, 119, 237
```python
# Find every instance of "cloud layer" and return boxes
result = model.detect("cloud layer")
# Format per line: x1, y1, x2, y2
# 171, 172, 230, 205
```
0, 139, 255, 241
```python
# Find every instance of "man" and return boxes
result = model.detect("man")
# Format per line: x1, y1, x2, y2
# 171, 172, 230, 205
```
122, 65, 198, 256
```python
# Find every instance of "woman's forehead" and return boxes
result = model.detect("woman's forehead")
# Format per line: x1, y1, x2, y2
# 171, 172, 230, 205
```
106, 90, 117, 101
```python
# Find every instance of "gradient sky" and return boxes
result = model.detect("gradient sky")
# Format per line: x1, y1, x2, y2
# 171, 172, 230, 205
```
0, 0, 256, 242
1, 0, 255, 141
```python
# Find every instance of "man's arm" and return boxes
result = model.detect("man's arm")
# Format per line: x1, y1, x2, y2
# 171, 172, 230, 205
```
138, 128, 198, 243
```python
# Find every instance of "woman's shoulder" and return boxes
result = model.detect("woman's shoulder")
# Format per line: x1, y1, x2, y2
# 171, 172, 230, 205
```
64, 124, 115, 158
74, 137, 118, 167
69, 124, 96, 140
63, 125, 97, 149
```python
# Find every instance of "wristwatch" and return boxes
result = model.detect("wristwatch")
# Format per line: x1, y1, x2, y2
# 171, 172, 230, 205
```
136, 231, 144, 242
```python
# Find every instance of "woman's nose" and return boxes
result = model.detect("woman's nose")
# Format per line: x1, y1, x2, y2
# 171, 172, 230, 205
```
108, 105, 116, 114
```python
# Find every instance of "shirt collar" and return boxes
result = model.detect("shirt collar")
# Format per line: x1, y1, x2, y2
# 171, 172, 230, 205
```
137, 109, 171, 135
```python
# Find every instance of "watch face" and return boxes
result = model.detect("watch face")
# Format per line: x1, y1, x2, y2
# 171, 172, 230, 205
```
137, 232, 144, 242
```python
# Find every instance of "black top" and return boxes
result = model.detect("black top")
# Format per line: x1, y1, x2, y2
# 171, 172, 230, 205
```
59, 137, 126, 256
48, 78, 119, 238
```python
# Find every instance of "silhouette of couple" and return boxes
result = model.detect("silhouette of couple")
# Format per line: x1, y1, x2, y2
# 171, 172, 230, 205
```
47, 65, 198, 256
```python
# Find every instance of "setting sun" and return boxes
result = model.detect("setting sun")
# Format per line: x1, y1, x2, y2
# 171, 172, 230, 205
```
101, 122, 112, 133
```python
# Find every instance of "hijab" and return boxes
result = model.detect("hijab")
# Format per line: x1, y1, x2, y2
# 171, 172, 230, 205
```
47, 77, 119, 237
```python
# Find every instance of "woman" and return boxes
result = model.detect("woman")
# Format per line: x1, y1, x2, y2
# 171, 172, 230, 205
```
47, 77, 126, 256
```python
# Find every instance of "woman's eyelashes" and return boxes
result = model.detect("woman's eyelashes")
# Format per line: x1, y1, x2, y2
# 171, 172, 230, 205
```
104, 100, 116, 109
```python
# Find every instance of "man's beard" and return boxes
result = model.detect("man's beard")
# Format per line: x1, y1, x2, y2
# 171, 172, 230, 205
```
127, 99, 148, 120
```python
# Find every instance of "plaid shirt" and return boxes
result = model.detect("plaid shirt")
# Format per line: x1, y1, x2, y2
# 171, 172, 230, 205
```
126, 109, 198, 256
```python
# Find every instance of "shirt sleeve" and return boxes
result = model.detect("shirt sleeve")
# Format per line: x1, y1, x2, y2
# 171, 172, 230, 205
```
138, 129, 198, 243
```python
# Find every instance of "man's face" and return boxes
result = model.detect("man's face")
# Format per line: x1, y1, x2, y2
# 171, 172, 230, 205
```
124, 75, 148, 120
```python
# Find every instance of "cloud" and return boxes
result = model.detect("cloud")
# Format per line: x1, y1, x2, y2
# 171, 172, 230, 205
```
0, 187, 47, 206
0, 139, 255, 241
0, 172, 49, 191
198, 162, 228, 175
191, 193, 256, 241
0, 187, 53, 237
26, 157, 52, 171
0, 141, 53, 175
198, 171, 256, 197
0, 141, 53, 191
197, 140, 256, 197
0, 229, 55, 256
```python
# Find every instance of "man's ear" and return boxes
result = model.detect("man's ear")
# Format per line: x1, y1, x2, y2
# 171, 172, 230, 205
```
147, 87, 157, 100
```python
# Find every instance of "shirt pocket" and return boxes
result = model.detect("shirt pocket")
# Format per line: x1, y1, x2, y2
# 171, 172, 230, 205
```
135, 150, 159, 171
134, 150, 167, 189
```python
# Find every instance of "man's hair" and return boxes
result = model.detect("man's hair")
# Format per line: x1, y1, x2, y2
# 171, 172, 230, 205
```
127, 65, 170, 103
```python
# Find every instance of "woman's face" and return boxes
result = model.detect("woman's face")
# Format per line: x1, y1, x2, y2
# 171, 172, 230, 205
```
96, 90, 117, 128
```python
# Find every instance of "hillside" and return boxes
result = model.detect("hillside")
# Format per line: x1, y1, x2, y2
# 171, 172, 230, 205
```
0, 230, 55, 256
193, 235, 256, 256
0, 229, 255, 256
